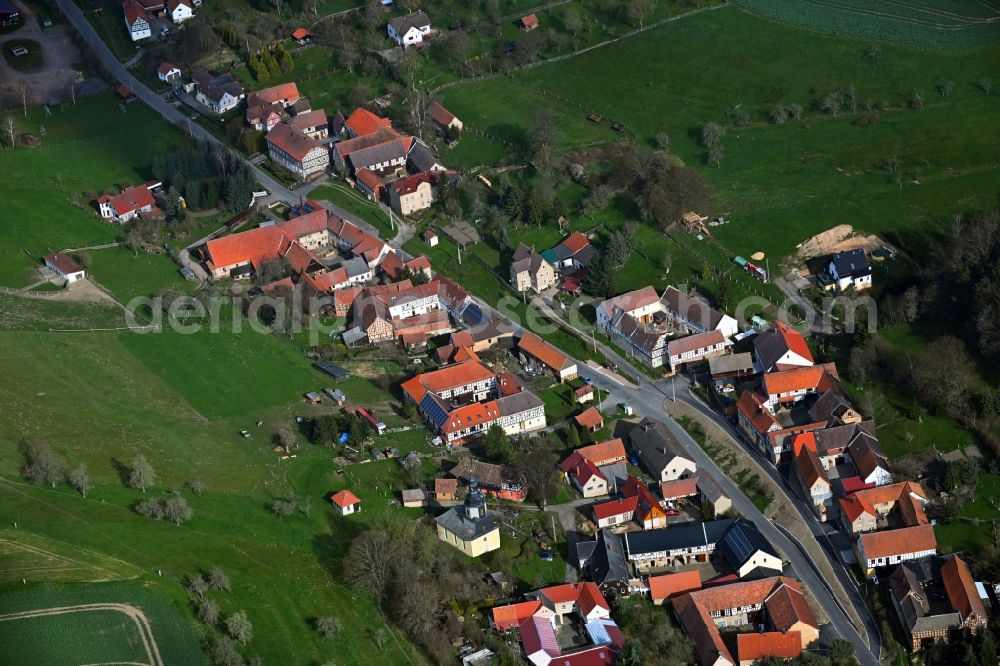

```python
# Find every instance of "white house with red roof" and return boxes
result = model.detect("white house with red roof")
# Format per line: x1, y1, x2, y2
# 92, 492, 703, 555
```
754, 321, 814, 372
329, 489, 361, 515
157, 62, 182, 82
558, 453, 608, 498
123, 0, 151, 41
97, 181, 160, 222
388, 171, 436, 216
492, 583, 622, 666
266, 123, 329, 179
43, 253, 86, 284
167, 0, 194, 23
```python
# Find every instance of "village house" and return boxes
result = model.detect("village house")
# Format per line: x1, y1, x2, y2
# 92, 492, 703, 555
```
423, 230, 439, 246
266, 123, 330, 179
435, 478, 500, 557
387, 11, 432, 46
574, 407, 604, 433
592, 496, 639, 530
491, 583, 622, 666
123, 0, 151, 41
289, 109, 329, 139
698, 476, 733, 517
329, 489, 361, 516
855, 524, 938, 577
247, 82, 301, 109
541, 231, 594, 272
888, 555, 988, 652
246, 102, 283, 132
574, 384, 595, 404
648, 569, 702, 605
761, 363, 840, 410
97, 181, 160, 222
794, 438, 833, 520
389, 171, 436, 216
628, 417, 697, 482
510, 243, 556, 293
666, 330, 728, 372
434, 477, 458, 502
623, 518, 733, 571
43, 253, 86, 284
291, 27, 315, 44
660, 285, 740, 339
574, 529, 631, 598
673, 576, 818, 666
660, 476, 699, 503
191, 70, 245, 114
828, 248, 872, 291
754, 321, 814, 372
157, 62, 182, 82
709, 352, 756, 393
167, 0, 194, 23
839, 481, 928, 535
622, 476, 667, 530
344, 107, 393, 138
520, 14, 539, 30
736, 390, 782, 459
517, 331, 578, 382
559, 454, 608, 498
450, 458, 527, 502
427, 100, 463, 133
354, 168, 386, 201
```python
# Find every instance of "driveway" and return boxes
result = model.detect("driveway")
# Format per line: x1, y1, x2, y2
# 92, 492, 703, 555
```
0, 1, 86, 105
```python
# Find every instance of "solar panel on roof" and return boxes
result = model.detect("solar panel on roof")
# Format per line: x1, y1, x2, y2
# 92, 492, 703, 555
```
420, 393, 450, 428
723, 525, 755, 563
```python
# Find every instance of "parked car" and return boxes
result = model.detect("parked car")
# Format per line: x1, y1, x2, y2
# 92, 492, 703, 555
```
664, 509, 680, 517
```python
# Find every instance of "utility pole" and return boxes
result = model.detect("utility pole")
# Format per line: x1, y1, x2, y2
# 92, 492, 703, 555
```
457, 242, 462, 265
591, 329, 597, 353
389, 208, 395, 232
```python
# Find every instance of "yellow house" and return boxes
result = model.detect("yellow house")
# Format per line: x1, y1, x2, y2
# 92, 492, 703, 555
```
435, 478, 500, 558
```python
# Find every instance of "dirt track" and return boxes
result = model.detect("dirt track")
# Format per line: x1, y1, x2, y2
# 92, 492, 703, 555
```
0, 603, 163, 666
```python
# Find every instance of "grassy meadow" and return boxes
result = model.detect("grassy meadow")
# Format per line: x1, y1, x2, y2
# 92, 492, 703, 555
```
441, 6, 1000, 262
0, 94, 184, 288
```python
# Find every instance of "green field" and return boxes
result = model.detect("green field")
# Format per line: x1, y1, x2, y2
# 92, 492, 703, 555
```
0, 582, 205, 665
735, 0, 1000, 50
0, 529, 138, 585
88, 247, 196, 303
441, 6, 1000, 263
0, 94, 184, 287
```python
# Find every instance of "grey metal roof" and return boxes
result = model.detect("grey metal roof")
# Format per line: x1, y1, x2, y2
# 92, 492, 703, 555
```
348, 140, 406, 171
342, 326, 367, 346
628, 418, 690, 476
830, 249, 871, 278
590, 529, 629, 586
575, 540, 598, 567
435, 506, 497, 541
495, 390, 543, 417
708, 352, 755, 376
407, 140, 441, 172
390, 10, 430, 34
343, 257, 370, 278
624, 519, 736, 557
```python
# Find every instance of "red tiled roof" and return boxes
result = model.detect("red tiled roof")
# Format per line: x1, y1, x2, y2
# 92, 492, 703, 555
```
941, 555, 987, 622
492, 600, 542, 630
559, 453, 605, 488
427, 100, 456, 126
249, 82, 300, 107
794, 446, 827, 490
266, 123, 323, 161
400, 360, 496, 403
44, 252, 84, 275
763, 363, 840, 397
290, 109, 327, 132
291, 28, 314, 40
423, 230, 437, 240
496, 371, 523, 396
204, 225, 291, 272
157, 62, 179, 76
776, 321, 814, 365
518, 331, 571, 372
600, 286, 660, 317
392, 171, 435, 196
574, 384, 594, 397
649, 570, 702, 602
738, 631, 802, 662
354, 167, 385, 193
858, 525, 937, 561
765, 582, 817, 632
405, 255, 431, 274
520, 13, 539, 27
329, 489, 360, 508
737, 390, 779, 434
434, 478, 458, 496
539, 582, 609, 613
840, 476, 875, 495
561, 231, 590, 254
839, 494, 876, 524
575, 439, 626, 466
660, 477, 699, 500
574, 407, 604, 429
591, 496, 637, 521
345, 107, 392, 137
123, 0, 148, 26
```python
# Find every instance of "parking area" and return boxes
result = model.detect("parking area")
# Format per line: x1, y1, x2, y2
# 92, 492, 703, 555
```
0, 1, 88, 104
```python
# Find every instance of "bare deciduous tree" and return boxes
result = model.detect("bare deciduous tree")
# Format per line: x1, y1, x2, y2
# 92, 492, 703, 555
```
129, 455, 156, 492
17, 82, 31, 117
20, 440, 65, 488
197, 598, 220, 626
344, 530, 397, 602
209, 566, 231, 591
700, 122, 725, 148
187, 575, 209, 598
226, 610, 253, 645
69, 464, 90, 497
315, 616, 342, 639
3, 116, 15, 149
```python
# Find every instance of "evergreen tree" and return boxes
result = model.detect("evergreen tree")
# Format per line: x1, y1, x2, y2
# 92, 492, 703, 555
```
502, 187, 523, 220
262, 49, 281, 79
584, 254, 616, 298
249, 52, 268, 82
565, 424, 580, 448
276, 44, 294, 74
